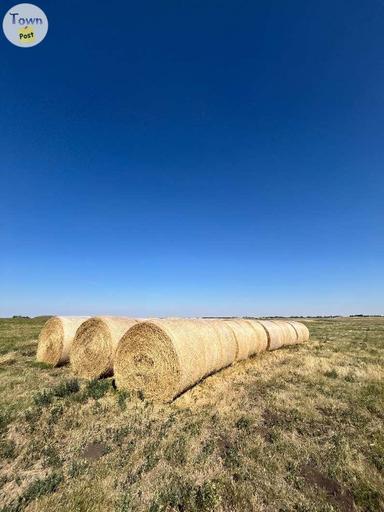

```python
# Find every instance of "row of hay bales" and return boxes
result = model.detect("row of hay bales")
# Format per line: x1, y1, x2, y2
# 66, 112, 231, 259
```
36, 316, 309, 401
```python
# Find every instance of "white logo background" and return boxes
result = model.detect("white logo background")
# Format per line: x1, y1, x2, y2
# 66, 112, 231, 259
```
3, 3, 48, 47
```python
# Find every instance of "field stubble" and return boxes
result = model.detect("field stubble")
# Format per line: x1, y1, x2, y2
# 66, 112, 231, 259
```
0, 316, 383, 511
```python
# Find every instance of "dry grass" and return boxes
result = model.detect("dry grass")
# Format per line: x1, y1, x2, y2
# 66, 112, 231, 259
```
0, 316, 383, 511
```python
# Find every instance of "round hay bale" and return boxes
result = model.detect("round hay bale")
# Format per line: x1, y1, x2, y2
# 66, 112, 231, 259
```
287, 321, 310, 342
257, 320, 285, 350
244, 319, 269, 353
225, 319, 268, 360
70, 317, 138, 379
114, 318, 231, 402
271, 320, 298, 345
36, 316, 89, 366
203, 319, 238, 370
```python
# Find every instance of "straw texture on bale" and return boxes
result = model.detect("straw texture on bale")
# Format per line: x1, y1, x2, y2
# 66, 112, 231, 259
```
114, 318, 310, 402
224, 319, 268, 360
70, 317, 138, 379
271, 320, 298, 345
257, 320, 286, 350
114, 318, 235, 402
287, 321, 310, 342
203, 319, 238, 371
36, 316, 89, 366
245, 319, 269, 354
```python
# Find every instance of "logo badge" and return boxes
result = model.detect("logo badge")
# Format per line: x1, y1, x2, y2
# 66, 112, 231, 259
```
3, 3, 48, 47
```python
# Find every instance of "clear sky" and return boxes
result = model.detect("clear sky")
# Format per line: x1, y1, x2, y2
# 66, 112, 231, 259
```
1, 0, 383, 317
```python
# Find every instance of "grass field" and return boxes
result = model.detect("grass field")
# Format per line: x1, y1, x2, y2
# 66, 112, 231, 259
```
0, 317, 383, 512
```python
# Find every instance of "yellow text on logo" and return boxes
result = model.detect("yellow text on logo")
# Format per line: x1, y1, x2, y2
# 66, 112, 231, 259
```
19, 26, 35, 43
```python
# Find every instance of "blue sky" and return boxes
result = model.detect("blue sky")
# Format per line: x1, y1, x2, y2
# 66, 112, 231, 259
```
1, 0, 383, 317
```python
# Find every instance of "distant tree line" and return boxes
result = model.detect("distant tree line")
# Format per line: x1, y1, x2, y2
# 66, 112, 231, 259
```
349, 314, 383, 317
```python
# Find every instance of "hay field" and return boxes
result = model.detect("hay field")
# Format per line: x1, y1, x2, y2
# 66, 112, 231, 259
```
0, 317, 383, 512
